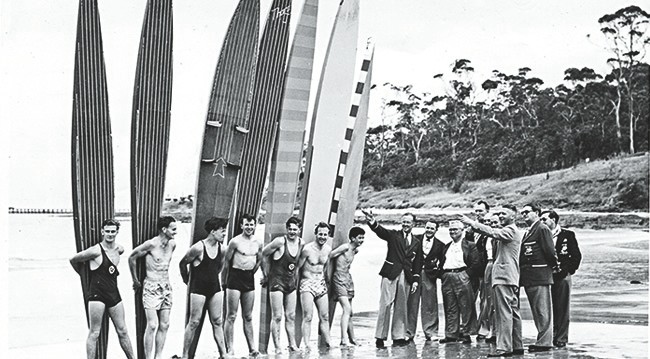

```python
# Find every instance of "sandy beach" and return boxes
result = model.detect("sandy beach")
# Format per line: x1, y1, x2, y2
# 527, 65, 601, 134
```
8, 215, 648, 358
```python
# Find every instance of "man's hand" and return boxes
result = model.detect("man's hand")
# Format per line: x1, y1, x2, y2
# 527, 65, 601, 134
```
459, 215, 473, 226
410, 281, 418, 294
361, 209, 375, 224
132, 280, 142, 291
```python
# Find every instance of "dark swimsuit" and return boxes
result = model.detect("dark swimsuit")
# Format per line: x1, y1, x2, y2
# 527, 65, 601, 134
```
268, 237, 300, 294
227, 267, 255, 292
88, 244, 122, 308
189, 241, 223, 298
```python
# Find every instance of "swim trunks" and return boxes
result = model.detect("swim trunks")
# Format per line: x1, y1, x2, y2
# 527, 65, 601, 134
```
300, 278, 328, 299
332, 277, 355, 299
142, 279, 173, 310
226, 267, 255, 292
88, 244, 122, 308
189, 241, 223, 298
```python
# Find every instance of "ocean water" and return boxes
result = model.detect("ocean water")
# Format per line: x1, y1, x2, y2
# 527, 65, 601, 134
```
8, 214, 649, 358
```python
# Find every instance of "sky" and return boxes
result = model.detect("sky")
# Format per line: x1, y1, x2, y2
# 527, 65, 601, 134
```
1, 0, 641, 209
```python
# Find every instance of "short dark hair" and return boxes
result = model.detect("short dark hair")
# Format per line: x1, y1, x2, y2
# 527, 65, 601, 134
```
205, 217, 228, 232
240, 213, 256, 225
314, 222, 332, 235
425, 220, 439, 229
349, 226, 365, 239
540, 209, 559, 224
102, 218, 120, 229
157, 216, 176, 231
402, 212, 416, 222
523, 203, 541, 215
476, 200, 490, 211
286, 216, 302, 228
502, 204, 517, 213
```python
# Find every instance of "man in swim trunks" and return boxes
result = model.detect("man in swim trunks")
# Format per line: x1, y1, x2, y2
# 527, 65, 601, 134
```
70, 218, 136, 359
178, 217, 228, 359
222, 214, 263, 356
329, 226, 365, 347
129, 216, 177, 359
297, 222, 333, 350
262, 216, 303, 353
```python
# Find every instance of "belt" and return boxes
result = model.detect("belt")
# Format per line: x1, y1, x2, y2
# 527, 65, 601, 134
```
443, 267, 467, 273
487, 259, 494, 262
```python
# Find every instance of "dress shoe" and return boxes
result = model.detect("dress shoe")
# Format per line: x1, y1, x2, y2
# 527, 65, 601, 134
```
513, 349, 525, 355
553, 341, 566, 348
485, 336, 497, 343
476, 334, 487, 340
487, 352, 512, 357
439, 337, 458, 343
375, 338, 385, 349
392, 339, 408, 347
460, 335, 471, 344
529, 345, 553, 352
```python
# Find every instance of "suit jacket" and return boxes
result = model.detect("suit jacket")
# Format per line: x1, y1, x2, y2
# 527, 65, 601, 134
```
554, 228, 581, 281
420, 236, 446, 280
519, 220, 558, 287
370, 221, 423, 284
471, 223, 522, 287
440, 237, 482, 280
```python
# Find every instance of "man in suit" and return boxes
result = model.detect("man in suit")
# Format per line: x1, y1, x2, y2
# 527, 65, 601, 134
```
468, 200, 491, 336
519, 203, 558, 353
438, 220, 481, 344
540, 210, 581, 348
478, 213, 501, 343
460, 204, 524, 357
406, 220, 445, 342
363, 210, 423, 348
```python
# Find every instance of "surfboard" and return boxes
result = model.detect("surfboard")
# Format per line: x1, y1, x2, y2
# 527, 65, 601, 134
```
259, 0, 319, 352
228, 0, 292, 242
299, 0, 359, 243
186, 0, 259, 357
129, 1, 173, 358
71, 1, 114, 358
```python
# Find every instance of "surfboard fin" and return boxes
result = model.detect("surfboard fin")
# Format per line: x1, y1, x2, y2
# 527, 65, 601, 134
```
207, 120, 223, 128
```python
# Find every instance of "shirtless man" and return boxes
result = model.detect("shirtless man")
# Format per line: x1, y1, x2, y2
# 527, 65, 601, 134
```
297, 222, 333, 350
129, 216, 177, 359
262, 216, 303, 353
178, 217, 228, 359
70, 218, 136, 359
222, 214, 263, 356
328, 226, 365, 347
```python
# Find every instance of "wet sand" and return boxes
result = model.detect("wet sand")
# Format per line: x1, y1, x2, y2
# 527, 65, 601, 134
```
8, 216, 649, 358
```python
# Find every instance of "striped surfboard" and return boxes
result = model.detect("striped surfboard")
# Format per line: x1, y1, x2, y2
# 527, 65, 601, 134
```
258, 0, 319, 352
129, 1, 173, 358
299, 0, 359, 243
71, 1, 114, 358
228, 0, 291, 235
327, 42, 374, 247
186, 0, 259, 357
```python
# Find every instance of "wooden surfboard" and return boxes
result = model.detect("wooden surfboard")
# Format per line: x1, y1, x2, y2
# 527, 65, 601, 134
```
299, 0, 360, 243
129, 1, 173, 358
228, 0, 292, 242
186, 0, 259, 357
71, 1, 114, 359
259, 0, 319, 353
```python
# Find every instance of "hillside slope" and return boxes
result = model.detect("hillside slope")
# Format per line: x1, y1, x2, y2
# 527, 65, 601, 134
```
359, 154, 649, 212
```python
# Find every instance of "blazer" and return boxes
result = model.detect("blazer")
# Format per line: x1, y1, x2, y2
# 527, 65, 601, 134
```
554, 228, 582, 281
471, 223, 522, 287
519, 220, 558, 287
370, 221, 423, 284
440, 237, 482, 279
421, 236, 446, 280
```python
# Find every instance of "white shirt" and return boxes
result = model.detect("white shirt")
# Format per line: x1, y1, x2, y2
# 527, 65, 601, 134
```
486, 238, 493, 260
443, 239, 465, 269
551, 224, 561, 246
423, 236, 434, 256
403, 231, 411, 246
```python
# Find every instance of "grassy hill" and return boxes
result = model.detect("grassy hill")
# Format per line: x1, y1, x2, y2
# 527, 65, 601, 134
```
359, 153, 649, 213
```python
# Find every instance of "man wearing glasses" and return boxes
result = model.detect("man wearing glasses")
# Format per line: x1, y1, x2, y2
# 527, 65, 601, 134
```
460, 205, 523, 357
438, 220, 480, 344
518, 204, 558, 353
540, 210, 581, 348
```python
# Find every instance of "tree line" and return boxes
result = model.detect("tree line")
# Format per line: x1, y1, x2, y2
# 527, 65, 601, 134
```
362, 6, 649, 191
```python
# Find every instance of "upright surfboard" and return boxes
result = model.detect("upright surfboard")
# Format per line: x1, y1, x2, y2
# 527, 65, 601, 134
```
228, 0, 292, 242
299, 0, 359, 243
186, 0, 259, 357
71, 1, 114, 358
129, 1, 173, 358
259, 0, 319, 352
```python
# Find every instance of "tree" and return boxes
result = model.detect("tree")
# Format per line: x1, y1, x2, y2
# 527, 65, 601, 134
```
598, 5, 650, 153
